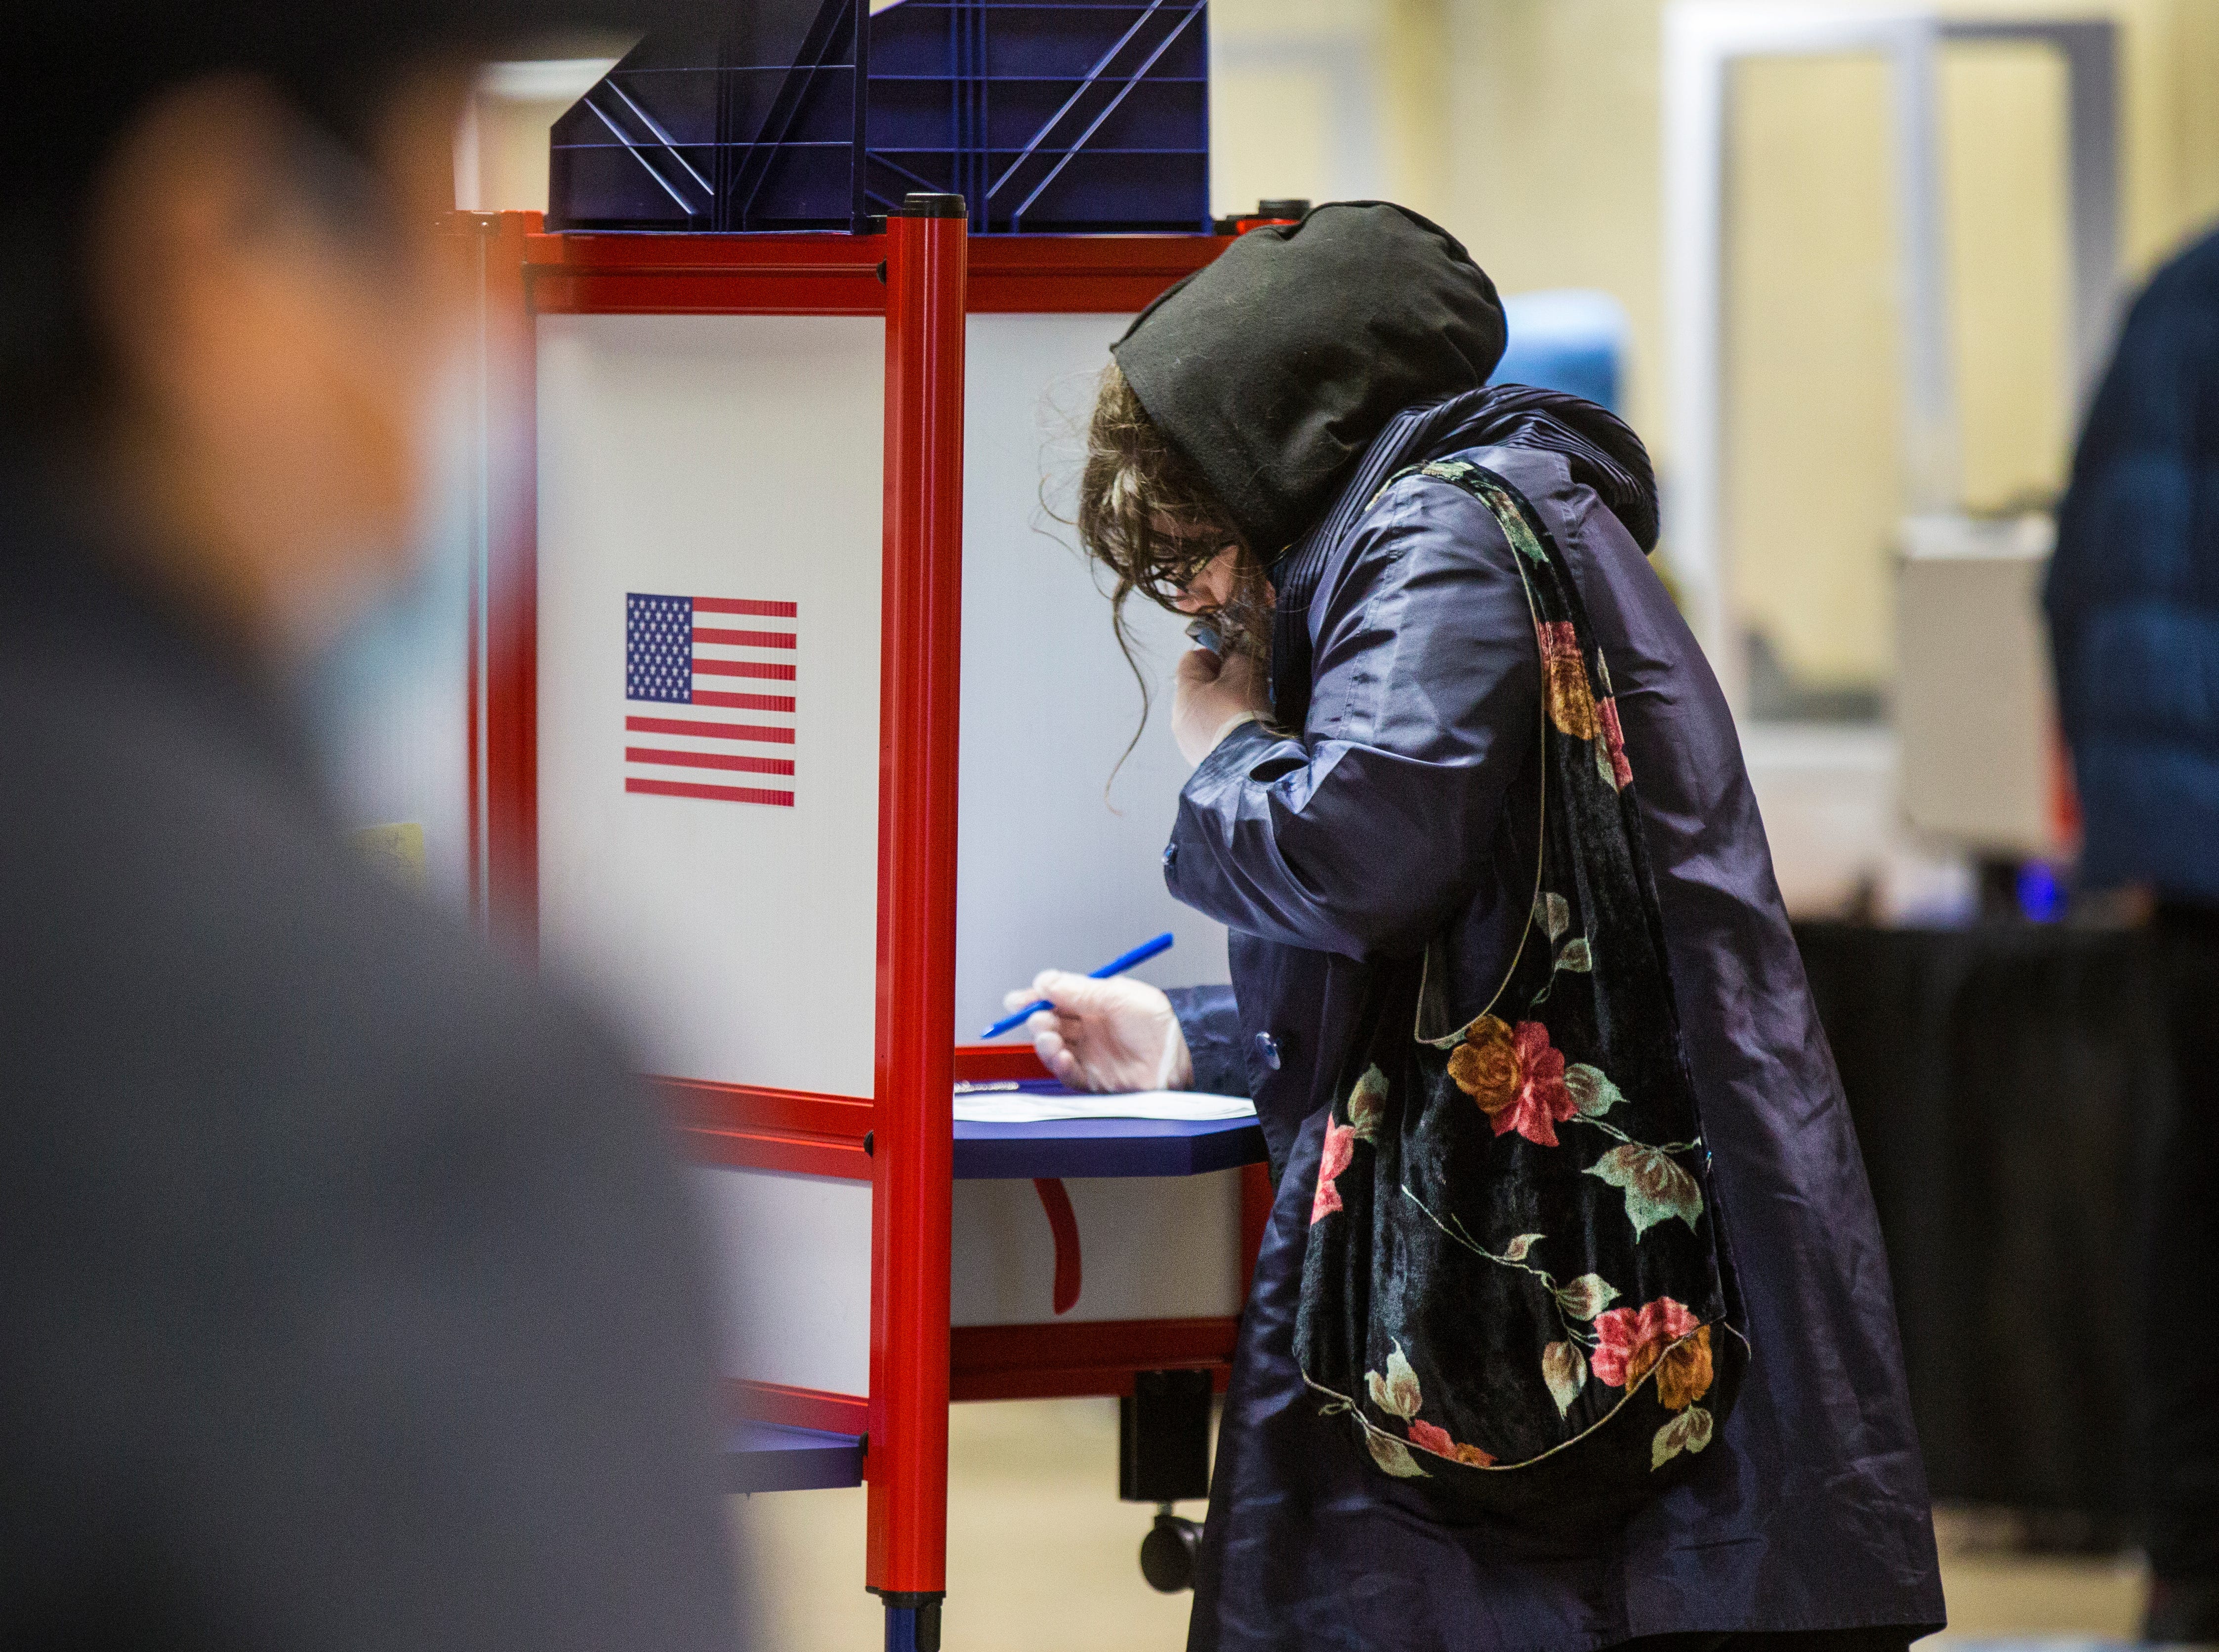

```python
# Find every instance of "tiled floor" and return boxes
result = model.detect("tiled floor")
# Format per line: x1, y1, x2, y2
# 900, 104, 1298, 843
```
731, 1399, 2153, 1651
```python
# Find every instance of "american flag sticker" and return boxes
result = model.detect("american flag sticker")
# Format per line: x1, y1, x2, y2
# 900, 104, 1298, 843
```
624, 594, 797, 807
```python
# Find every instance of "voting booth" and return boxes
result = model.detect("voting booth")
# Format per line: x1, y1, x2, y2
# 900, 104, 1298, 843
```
431, 203, 1269, 1639
307, 179, 1642, 1649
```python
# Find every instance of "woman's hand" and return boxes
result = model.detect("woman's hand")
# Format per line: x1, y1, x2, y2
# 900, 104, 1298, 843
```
1172, 645, 1269, 766
1007, 970, 1194, 1093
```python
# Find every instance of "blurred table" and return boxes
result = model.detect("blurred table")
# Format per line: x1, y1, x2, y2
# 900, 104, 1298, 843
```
1794, 920, 2169, 1543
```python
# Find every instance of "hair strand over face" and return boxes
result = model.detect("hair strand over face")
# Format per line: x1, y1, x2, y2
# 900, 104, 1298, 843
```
1071, 363, 1274, 771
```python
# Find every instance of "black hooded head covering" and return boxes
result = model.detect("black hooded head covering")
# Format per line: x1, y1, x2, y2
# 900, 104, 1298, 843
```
1111, 201, 1508, 558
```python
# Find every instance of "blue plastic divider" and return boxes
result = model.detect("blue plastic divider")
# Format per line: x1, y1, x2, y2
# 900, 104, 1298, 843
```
549, 0, 1211, 234
1492, 289, 1632, 413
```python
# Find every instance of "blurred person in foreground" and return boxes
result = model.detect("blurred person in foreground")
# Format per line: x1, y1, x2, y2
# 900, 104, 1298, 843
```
0, 9, 742, 1650
2047, 226, 2219, 1645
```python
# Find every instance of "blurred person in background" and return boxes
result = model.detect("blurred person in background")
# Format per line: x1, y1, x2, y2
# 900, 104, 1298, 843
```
0, 8, 743, 1649
2047, 226, 2219, 1646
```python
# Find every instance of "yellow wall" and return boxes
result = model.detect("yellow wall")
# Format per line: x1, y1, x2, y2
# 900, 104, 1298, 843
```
466, 92, 577, 217
1945, 43, 2072, 514
1725, 53, 1905, 688
1712, 43, 2074, 687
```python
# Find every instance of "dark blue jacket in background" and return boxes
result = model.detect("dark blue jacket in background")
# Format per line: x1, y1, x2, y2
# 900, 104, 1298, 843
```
2048, 225, 2219, 904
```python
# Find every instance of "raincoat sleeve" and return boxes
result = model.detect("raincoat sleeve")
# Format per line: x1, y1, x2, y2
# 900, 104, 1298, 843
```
1163, 476, 1540, 961
1164, 983, 1249, 1097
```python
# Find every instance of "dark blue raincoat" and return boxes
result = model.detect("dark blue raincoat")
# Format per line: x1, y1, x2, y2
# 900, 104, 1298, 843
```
1162, 391, 1945, 1652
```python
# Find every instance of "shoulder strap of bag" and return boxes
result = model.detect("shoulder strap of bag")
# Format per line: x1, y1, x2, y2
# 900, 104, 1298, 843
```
1365, 458, 1685, 1058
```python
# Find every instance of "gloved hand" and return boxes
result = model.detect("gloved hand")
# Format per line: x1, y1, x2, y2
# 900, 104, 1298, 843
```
1172, 645, 1269, 766
1006, 970, 1194, 1093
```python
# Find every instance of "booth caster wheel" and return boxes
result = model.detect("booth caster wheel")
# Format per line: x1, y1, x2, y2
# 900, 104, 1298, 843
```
1140, 1508, 1201, 1593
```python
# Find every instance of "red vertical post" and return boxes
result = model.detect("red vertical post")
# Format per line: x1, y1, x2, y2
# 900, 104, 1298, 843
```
470, 208, 541, 958
867, 193, 968, 1641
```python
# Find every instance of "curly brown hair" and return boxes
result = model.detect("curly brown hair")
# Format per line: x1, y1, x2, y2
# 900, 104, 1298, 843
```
1074, 363, 1276, 674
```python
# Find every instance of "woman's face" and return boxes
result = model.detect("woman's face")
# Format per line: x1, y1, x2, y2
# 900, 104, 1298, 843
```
1173, 545, 1242, 614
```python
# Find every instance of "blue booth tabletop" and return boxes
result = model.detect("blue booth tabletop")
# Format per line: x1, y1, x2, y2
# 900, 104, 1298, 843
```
725, 1422, 866, 1494
951, 1082, 1265, 1180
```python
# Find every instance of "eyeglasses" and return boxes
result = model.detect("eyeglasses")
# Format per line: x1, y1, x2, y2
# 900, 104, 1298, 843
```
1139, 537, 1234, 604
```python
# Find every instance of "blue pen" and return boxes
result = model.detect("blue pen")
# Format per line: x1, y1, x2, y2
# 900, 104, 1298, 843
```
979, 931, 1176, 1040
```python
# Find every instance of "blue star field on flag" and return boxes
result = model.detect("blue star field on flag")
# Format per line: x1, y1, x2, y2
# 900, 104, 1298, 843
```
626, 593, 695, 703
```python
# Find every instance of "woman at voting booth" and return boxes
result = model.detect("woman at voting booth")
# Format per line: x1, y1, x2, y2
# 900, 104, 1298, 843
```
1011, 204, 1946, 1652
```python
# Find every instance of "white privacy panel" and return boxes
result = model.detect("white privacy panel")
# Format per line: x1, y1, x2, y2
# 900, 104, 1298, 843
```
537, 314, 883, 1098
694, 1166, 873, 1394
951, 1170, 1242, 1327
543, 308, 1242, 1390
956, 318, 1242, 1337
956, 314, 1231, 1035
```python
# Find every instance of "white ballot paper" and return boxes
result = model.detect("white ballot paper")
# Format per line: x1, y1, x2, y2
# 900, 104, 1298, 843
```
951, 1087, 1257, 1124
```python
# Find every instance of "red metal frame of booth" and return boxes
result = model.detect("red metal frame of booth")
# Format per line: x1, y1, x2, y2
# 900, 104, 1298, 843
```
465, 211, 1264, 1605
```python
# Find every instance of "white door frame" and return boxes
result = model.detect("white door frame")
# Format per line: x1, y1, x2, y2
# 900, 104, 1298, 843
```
1660, 3, 2117, 697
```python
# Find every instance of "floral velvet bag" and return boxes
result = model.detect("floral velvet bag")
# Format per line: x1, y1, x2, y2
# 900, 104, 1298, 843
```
1293, 459, 1748, 1533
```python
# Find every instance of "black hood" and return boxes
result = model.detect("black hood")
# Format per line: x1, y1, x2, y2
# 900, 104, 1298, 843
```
1110, 201, 1508, 558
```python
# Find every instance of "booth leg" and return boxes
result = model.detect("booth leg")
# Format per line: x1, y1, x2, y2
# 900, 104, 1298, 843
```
881, 1595, 944, 1652
867, 191, 967, 1652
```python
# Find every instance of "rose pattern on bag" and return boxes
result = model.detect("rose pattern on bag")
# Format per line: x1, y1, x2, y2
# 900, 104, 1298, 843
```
1312, 1117, 1356, 1225
1296, 460, 1743, 1510
1591, 1295, 1721, 1470
1338, 1342, 1500, 1475
1596, 694, 1634, 789
1318, 992, 1713, 1462
1592, 1298, 1715, 1410
1447, 1016, 1577, 1145
1310, 878, 1722, 1471
1537, 619, 1600, 741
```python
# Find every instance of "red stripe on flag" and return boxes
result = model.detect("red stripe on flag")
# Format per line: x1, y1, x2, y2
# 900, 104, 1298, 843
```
693, 598, 798, 619
694, 628, 796, 649
627, 747, 796, 777
627, 778, 794, 807
692, 690, 795, 712
694, 659, 795, 682
625, 715, 794, 745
